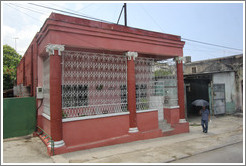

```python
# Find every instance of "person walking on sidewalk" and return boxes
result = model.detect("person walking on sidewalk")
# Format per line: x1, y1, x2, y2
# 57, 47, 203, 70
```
200, 106, 210, 133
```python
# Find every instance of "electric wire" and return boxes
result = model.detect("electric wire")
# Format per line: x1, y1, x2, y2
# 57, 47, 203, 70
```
139, 4, 165, 34
6, 4, 44, 24
9, 3, 46, 14
28, 3, 115, 24
182, 38, 243, 51
76, 3, 94, 12
6, 3, 243, 54
139, 4, 243, 53
47, 3, 96, 19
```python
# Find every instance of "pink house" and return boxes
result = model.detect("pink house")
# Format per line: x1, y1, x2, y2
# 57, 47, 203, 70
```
16, 13, 189, 155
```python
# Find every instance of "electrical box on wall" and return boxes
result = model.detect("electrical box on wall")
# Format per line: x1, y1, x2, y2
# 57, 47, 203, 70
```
36, 87, 43, 99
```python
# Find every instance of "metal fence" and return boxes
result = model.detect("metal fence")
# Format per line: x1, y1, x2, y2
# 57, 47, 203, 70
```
61, 51, 128, 118
3, 97, 36, 139
42, 50, 178, 118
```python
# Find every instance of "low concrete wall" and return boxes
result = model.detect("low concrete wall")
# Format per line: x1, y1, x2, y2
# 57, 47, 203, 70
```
164, 107, 180, 124
163, 106, 190, 136
41, 114, 51, 136
62, 113, 129, 147
137, 110, 159, 132
54, 110, 161, 154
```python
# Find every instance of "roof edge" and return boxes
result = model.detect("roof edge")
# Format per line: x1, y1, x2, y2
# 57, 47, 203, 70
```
48, 12, 182, 42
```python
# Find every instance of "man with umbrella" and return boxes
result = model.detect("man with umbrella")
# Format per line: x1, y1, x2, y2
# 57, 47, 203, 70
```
192, 99, 210, 133
200, 105, 210, 133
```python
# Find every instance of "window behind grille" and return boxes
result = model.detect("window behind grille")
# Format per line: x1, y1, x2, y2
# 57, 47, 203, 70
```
62, 85, 88, 108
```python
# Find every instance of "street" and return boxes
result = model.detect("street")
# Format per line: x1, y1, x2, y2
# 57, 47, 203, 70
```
170, 141, 243, 163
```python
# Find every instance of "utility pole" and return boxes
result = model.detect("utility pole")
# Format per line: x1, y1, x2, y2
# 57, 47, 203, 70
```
13, 37, 19, 51
124, 3, 127, 26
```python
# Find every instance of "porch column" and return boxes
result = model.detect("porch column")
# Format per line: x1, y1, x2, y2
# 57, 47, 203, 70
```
46, 44, 65, 147
176, 57, 186, 121
126, 51, 139, 133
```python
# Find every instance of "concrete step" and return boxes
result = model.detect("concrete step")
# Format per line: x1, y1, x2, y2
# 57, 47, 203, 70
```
159, 120, 174, 132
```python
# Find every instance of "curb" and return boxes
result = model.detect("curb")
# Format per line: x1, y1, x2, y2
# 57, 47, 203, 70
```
165, 140, 243, 163
52, 137, 243, 163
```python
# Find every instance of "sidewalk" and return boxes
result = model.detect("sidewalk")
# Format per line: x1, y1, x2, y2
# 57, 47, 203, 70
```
3, 115, 243, 163
52, 115, 243, 163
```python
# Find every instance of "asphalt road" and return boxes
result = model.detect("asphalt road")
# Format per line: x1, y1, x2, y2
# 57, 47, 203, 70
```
171, 141, 243, 163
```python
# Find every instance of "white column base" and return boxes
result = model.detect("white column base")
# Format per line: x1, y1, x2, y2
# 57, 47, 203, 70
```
48, 140, 65, 148
179, 119, 187, 123
128, 127, 139, 133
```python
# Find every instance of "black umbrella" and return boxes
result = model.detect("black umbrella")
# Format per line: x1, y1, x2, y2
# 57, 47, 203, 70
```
191, 99, 209, 107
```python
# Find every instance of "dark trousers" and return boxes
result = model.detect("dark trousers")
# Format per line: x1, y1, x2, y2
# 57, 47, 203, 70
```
201, 119, 208, 132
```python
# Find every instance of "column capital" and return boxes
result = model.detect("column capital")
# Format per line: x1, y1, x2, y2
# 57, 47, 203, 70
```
46, 44, 65, 56
174, 56, 183, 64
125, 51, 138, 60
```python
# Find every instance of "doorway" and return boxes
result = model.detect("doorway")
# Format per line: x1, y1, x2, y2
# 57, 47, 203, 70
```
185, 77, 211, 118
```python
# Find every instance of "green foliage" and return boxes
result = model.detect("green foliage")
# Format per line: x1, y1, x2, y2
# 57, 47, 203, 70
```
3, 45, 22, 90
62, 110, 68, 118
154, 69, 172, 77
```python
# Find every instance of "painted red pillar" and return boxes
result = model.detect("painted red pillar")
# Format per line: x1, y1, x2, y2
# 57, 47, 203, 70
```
176, 57, 186, 120
46, 44, 65, 148
126, 51, 139, 133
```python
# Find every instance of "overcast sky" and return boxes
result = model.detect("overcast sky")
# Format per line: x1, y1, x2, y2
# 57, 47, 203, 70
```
2, 1, 244, 61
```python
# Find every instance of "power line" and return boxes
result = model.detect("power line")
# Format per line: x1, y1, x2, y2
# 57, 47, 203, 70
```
28, 3, 115, 24
48, 3, 96, 19
76, 3, 94, 12
7, 3, 243, 53
139, 4, 242, 52
3, 4, 38, 33
6, 3, 43, 23
184, 41, 242, 53
139, 4, 165, 33
9, 3, 46, 14
182, 38, 243, 51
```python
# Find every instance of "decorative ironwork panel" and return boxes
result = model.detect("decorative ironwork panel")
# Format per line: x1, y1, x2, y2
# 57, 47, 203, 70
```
163, 76, 178, 107
135, 57, 162, 110
62, 51, 127, 118
43, 56, 50, 115
154, 75, 178, 107
135, 58, 179, 110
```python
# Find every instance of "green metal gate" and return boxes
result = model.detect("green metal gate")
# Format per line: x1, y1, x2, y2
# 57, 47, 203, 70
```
3, 97, 36, 139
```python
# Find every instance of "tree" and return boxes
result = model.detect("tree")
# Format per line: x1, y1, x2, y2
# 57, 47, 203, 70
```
154, 69, 172, 77
3, 45, 22, 90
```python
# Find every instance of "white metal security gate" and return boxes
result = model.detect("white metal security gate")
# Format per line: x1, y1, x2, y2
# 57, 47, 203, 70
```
150, 81, 164, 121
135, 58, 165, 121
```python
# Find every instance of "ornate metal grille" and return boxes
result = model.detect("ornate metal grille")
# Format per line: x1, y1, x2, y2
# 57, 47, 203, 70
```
43, 56, 50, 115
158, 76, 178, 107
62, 51, 127, 118
135, 57, 163, 110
